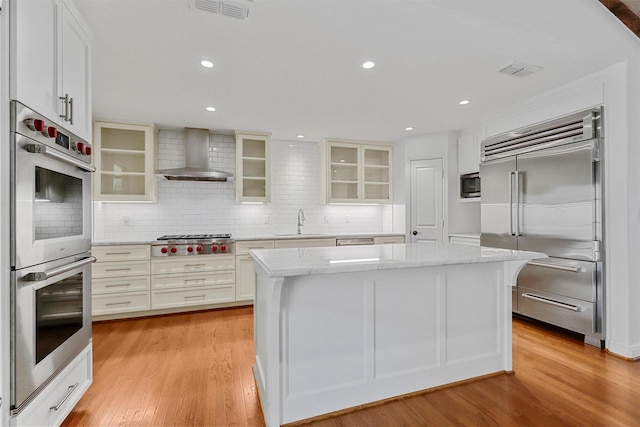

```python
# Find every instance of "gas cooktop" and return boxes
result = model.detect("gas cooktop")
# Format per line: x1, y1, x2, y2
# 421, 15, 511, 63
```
152, 234, 233, 256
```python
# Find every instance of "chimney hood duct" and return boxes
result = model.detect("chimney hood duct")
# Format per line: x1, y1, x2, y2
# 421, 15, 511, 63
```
157, 128, 234, 182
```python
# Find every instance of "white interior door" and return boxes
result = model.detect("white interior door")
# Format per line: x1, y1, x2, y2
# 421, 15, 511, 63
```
410, 159, 444, 246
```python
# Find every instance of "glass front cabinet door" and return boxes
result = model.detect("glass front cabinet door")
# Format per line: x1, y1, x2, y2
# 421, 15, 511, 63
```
321, 139, 392, 204
93, 121, 158, 202
236, 131, 271, 203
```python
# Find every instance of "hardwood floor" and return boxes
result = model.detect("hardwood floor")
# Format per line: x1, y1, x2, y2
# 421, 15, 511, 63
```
63, 307, 640, 427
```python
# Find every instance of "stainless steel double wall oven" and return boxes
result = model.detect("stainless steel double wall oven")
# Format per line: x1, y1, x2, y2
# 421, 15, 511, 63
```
10, 101, 95, 413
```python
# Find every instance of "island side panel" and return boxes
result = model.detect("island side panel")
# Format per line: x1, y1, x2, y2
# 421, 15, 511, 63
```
256, 261, 513, 425
253, 265, 284, 427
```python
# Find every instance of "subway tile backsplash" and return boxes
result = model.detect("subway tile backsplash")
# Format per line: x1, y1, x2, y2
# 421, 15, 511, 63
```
93, 131, 391, 242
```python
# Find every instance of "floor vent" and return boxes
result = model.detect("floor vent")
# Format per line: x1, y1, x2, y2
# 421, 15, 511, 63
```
192, 0, 250, 20
497, 61, 542, 77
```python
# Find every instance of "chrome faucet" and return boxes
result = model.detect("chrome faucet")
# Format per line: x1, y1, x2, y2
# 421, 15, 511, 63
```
297, 209, 305, 234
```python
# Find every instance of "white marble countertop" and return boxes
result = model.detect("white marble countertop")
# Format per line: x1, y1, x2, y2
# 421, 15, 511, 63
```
250, 243, 547, 277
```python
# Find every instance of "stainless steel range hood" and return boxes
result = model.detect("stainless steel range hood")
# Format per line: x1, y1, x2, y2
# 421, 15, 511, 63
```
157, 128, 234, 181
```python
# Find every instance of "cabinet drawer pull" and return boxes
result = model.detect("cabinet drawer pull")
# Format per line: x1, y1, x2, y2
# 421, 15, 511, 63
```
105, 252, 132, 256
105, 301, 132, 306
184, 264, 206, 268
184, 278, 206, 285
522, 293, 582, 312
105, 283, 131, 288
105, 268, 132, 272
184, 295, 206, 300
50, 382, 79, 411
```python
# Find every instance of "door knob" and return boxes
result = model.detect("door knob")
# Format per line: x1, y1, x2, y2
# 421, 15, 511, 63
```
412, 230, 418, 236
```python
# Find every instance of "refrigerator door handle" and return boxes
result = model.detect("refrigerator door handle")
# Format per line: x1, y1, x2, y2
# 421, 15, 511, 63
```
509, 171, 515, 236
515, 170, 523, 237
527, 261, 584, 273
522, 293, 582, 312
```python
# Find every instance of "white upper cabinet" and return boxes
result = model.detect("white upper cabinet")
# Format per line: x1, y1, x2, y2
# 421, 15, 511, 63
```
457, 131, 481, 174
236, 131, 271, 203
93, 121, 158, 202
320, 139, 393, 204
11, 0, 92, 141
60, 1, 92, 139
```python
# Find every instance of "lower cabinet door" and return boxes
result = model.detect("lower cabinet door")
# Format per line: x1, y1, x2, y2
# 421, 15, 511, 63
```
151, 285, 235, 309
11, 344, 92, 427
235, 255, 255, 301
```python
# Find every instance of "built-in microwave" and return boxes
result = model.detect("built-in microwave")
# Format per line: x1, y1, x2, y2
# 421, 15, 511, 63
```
460, 172, 480, 199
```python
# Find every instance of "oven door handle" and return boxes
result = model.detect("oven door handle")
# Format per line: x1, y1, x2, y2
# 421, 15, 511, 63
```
24, 256, 96, 282
25, 143, 96, 173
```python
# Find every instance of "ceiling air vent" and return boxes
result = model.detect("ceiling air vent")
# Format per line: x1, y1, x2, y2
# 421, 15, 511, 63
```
191, 0, 250, 20
497, 61, 542, 78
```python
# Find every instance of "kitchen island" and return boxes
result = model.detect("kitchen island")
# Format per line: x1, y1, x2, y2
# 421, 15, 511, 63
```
250, 243, 546, 426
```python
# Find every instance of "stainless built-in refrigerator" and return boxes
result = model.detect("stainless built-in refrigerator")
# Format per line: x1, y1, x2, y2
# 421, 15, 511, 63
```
480, 108, 604, 346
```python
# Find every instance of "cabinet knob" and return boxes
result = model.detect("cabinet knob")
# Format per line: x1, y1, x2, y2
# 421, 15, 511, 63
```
412, 230, 418, 236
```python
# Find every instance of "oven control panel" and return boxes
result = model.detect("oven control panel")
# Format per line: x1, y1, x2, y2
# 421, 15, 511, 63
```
12, 101, 92, 164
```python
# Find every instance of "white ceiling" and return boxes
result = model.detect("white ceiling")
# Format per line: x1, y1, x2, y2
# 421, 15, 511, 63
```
74, 0, 636, 142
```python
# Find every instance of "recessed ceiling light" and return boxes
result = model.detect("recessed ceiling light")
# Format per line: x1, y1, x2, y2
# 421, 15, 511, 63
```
459, 99, 471, 105
405, 127, 414, 131
205, 106, 216, 112
200, 60, 214, 68
362, 60, 376, 69
297, 135, 304, 139
289, 144, 295, 147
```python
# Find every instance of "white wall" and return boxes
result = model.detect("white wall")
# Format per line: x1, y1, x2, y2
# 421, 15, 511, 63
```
93, 132, 392, 242
393, 130, 480, 238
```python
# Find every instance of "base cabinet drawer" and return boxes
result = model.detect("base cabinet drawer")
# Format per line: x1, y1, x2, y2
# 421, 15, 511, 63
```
92, 292, 151, 315
92, 276, 150, 294
151, 256, 234, 275
93, 260, 151, 279
153, 271, 235, 290
518, 287, 595, 335
92, 245, 150, 262
152, 285, 235, 309
11, 344, 92, 427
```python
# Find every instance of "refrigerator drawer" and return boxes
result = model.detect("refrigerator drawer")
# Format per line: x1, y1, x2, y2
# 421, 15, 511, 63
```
517, 258, 596, 302
518, 287, 595, 335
